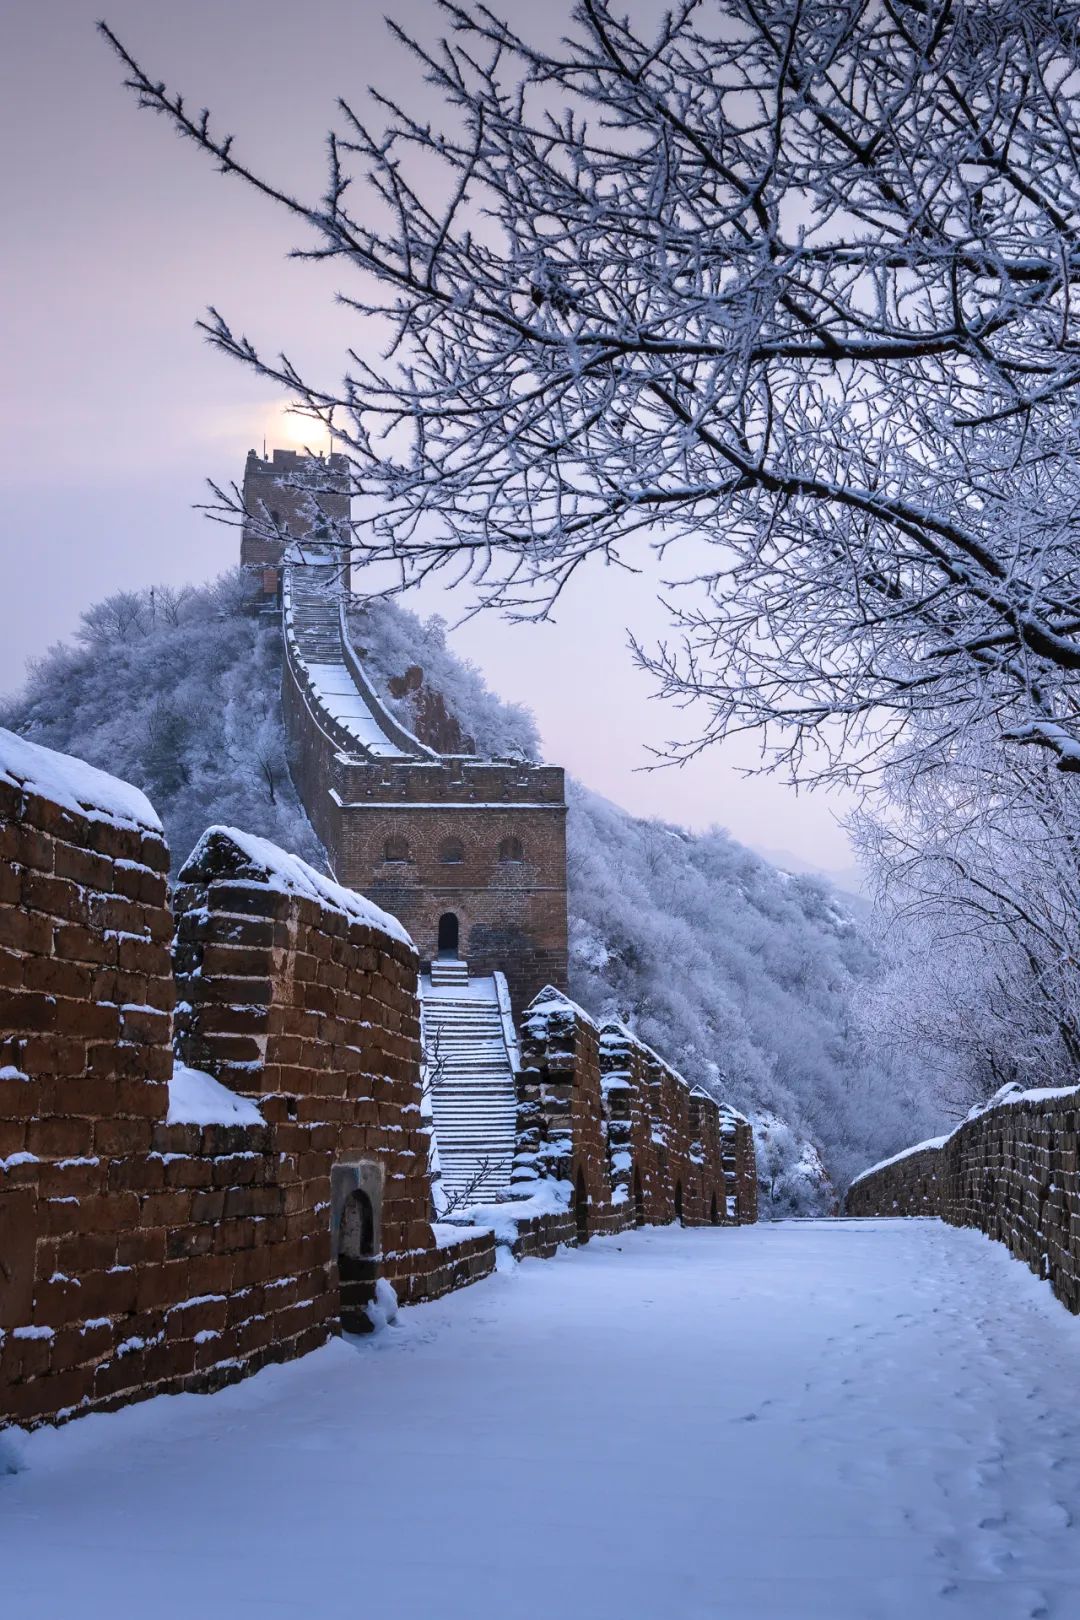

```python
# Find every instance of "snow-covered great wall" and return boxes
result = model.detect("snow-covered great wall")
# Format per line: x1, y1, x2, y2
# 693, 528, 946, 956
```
0, 729, 754, 1431
846, 1085, 1080, 1315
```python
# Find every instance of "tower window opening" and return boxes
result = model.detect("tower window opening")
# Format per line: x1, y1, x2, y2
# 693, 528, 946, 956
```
439, 837, 465, 865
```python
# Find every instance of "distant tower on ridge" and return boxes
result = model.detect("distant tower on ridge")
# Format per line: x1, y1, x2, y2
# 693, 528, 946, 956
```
241, 446, 351, 599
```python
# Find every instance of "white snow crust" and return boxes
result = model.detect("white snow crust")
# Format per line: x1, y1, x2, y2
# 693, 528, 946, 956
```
166, 1064, 265, 1128
302, 662, 410, 760
849, 1135, 950, 1186
5, 1221, 1080, 1617
852, 1079, 1080, 1186
187, 825, 413, 948
0, 727, 161, 833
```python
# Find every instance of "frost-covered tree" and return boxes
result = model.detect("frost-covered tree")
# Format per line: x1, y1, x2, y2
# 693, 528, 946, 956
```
1, 572, 323, 872
103, 2, 1080, 784
852, 726, 1080, 1113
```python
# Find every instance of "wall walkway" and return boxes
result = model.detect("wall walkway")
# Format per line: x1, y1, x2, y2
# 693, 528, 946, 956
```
846, 1083, 1080, 1314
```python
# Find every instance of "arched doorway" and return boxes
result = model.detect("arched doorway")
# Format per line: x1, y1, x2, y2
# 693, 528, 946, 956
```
339, 1187, 375, 1261
437, 912, 460, 958
337, 1188, 377, 1331
633, 1167, 645, 1228
710, 1191, 720, 1226
331, 1160, 384, 1334
674, 1180, 684, 1226
575, 1168, 589, 1245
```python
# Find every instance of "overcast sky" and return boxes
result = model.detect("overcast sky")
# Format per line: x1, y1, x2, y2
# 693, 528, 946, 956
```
1, 0, 858, 877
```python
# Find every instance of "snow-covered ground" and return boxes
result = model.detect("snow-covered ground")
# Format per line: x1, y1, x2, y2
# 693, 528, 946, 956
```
3, 1220, 1079, 1619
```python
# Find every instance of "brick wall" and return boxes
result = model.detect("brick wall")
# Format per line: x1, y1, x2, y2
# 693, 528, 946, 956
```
598, 1021, 733, 1228
721, 1108, 759, 1225
1, 726, 756, 1435
845, 1090, 1080, 1314
510, 991, 751, 1240
0, 734, 492, 1431
514, 988, 621, 1240
172, 825, 487, 1312
845, 1143, 944, 1219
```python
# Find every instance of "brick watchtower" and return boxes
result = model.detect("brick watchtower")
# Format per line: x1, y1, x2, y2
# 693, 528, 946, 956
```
241, 448, 352, 598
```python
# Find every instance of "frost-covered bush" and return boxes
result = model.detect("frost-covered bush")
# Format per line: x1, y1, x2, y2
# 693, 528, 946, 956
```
4, 572, 941, 1211
754, 1114, 835, 1218
1, 573, 323, 872
347, 598, 540, 761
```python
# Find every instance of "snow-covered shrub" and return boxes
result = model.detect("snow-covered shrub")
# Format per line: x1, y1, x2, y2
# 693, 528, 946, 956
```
753, 1114, 835, 1217
347, 598, 540, 761
1, 573, 323, 873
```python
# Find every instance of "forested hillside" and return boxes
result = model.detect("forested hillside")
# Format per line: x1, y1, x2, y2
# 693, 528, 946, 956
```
3, 573, 942, 1209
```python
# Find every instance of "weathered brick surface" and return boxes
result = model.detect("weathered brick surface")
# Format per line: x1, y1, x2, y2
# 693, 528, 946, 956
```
513, 988, 618, 1240
0, 748, 492, 1431
720, 1106, 759, 1225
172, 828, 495, 1318
510, 990, 752, 1240
846, 1095, 1080, 1314
846, 1145, 944, 1218
597, 1020, 743, 1229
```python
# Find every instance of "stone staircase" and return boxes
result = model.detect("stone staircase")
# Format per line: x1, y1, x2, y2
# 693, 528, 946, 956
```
284, 561, 345, 661
421, 970, 518, 1207
429, 958, 470, 989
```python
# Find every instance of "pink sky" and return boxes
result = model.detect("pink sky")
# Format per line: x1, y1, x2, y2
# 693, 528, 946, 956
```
1, 0, 857, 876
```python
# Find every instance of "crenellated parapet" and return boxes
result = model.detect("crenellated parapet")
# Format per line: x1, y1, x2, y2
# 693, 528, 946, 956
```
598, 1020, 738, 1228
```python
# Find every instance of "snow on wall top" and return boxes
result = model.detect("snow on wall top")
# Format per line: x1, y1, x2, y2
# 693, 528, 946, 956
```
522, 984, 600, 1036
0, 726, 161, 834
184, 824, 415, 950
850, 1080, 1080, 1187
167, 1063, 266, 1128
849, 1135, 950, 1187
599, 1018, 693, 1093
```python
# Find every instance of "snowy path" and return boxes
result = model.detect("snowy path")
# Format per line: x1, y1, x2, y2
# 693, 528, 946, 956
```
3, 1220, 1080, 1620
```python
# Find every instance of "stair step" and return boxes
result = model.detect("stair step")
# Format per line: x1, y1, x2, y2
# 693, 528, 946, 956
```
422, 967, 516, 1207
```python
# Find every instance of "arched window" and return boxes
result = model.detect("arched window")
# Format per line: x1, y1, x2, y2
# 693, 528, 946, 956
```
383, 835, 409, 863
497, 836, 524, 864
439, 836, 464, 865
